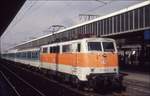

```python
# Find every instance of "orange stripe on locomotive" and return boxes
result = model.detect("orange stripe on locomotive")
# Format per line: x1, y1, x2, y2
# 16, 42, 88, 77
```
40, 52, 118, 68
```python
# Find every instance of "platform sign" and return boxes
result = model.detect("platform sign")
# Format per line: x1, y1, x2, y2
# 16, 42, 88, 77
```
144, 30, 150, 40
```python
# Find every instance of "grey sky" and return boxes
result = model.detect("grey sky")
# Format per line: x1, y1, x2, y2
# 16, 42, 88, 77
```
0, 0, 145, 52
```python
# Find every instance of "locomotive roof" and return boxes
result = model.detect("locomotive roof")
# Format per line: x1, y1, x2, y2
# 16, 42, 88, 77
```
41, 37, 115, 48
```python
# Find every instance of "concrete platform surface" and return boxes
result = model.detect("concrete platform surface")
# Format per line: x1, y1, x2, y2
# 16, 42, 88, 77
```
122, 71, 150, 83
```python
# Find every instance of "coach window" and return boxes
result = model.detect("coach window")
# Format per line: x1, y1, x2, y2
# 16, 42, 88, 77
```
50, 46, 60, 53
50, 47, 53, 53
32, 51, 38, 59
54, 46, 60, 53
27, 51, 31, 59
43, 47, 48, 53
23, 52, 26, 58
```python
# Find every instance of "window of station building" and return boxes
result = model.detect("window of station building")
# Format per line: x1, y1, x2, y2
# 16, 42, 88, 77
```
127, 12, 130, 30
100, 20, 104, 35
84, 25, 87, 35
111, 17, 114, 33
91, 23, 95, 35
121, 14, 125, 32
125, 12, 129, 31
145, 5, 150, 27
68, 30, 71, 39
129, 11, 133, 30
134, 9, 139, 29
43, 47, 48, 53
50, 46, 60, 53
81, 26, 84, 35
81, 26, 83, 34
88, 24, 91, 35
116, 15, 121, 32
93, 22, 97, 36
97, 20, 101, 36
79, 27, 82, 35
78, 27, 81, 35
66, 30, 69, 37
62, 44, 71, 52
86, 24, 89, 34
80, 26, 83, 35
106, 18, 110, 34
89, 24, 92, 34
83, 25, 86, 35
114, 16, 117, 33
69, 32, 72, 40
104, 19, 107, 35
91, 23, 94, 35
109, 18, 112, 34
139, 7, 144, 28
88, 24, 91, 34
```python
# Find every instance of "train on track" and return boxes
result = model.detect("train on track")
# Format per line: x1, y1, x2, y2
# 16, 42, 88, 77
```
2, 38, 125, 92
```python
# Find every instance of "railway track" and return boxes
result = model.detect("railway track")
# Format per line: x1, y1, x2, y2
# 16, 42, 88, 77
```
0, 59, 128, 96
0, 63, 47, 96
0, 71, 20, 96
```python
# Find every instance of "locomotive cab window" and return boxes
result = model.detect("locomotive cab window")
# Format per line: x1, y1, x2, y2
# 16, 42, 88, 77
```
88, 42, 102, 51
102, 42, 115, 52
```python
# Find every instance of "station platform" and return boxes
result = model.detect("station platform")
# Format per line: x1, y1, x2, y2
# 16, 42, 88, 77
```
122, 71, 150, 84
122, 70, 150, 96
